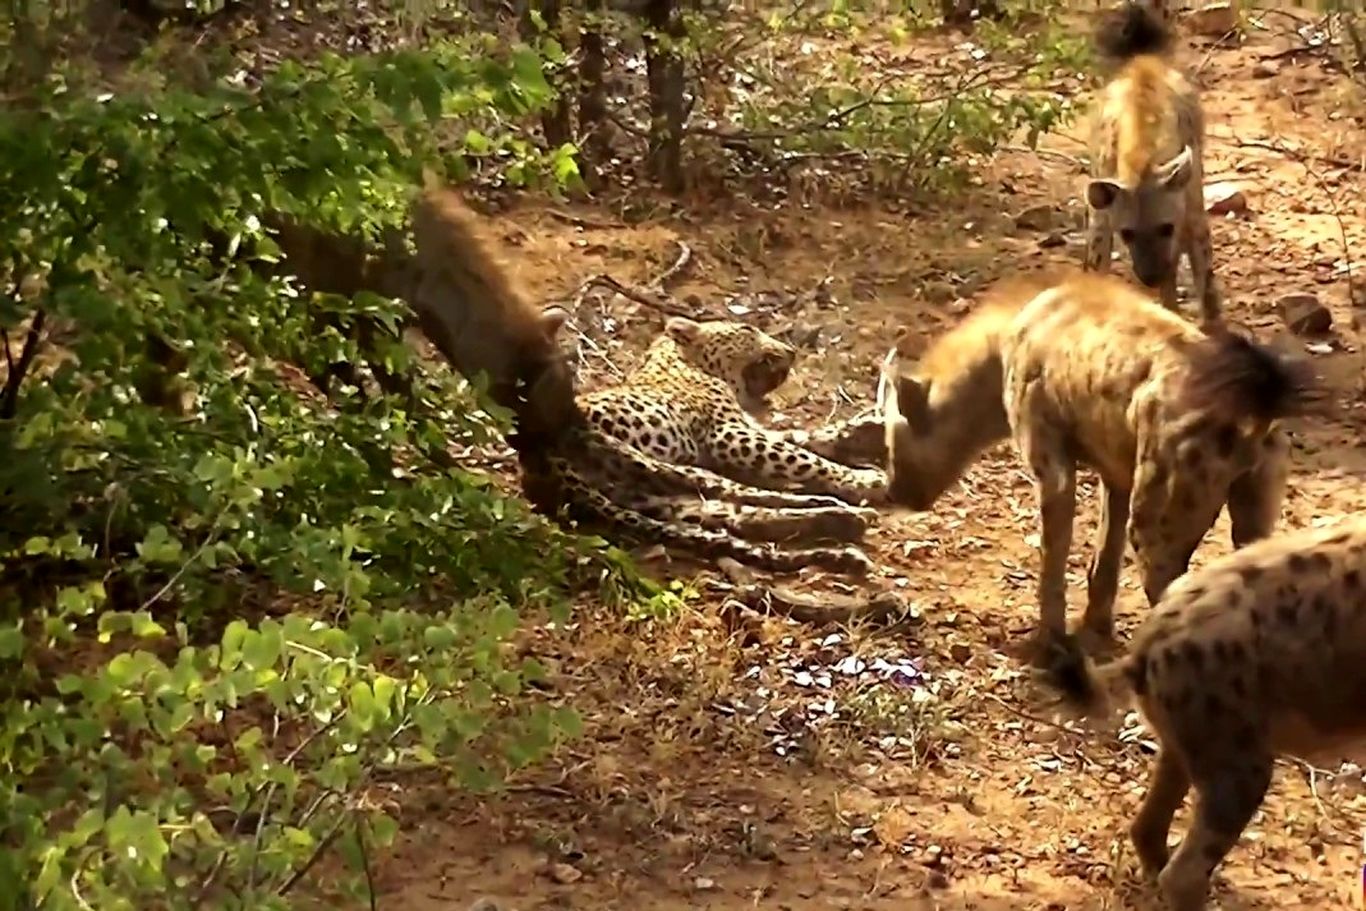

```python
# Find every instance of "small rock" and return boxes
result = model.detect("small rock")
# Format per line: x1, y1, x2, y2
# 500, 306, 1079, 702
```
1277, 293, 1332, 335
949, 642, 972, 664
1186, 2, 1238, 36
547, 863, 583, 884
1205, 182, 1248, 216
1252, 60, 1279, 79
1013, 203, 1060, 232
693, 877, 717, 891
1038, 231, 1067, 249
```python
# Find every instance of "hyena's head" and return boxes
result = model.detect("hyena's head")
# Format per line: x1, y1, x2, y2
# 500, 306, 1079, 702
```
1086, 145, 1194, 290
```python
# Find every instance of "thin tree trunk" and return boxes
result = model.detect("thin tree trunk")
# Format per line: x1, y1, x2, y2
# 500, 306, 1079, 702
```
577, 0, 609, 186
642, 0, 686, 193
524, 0, 573, 149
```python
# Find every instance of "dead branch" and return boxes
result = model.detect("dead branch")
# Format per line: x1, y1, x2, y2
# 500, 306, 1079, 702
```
569, 273, 698, 319
0, 308, 46, 420
649, 240, 693, 292
1232, 138, 1364, 174
567, 241, 698, 318
543, 209, 626, 230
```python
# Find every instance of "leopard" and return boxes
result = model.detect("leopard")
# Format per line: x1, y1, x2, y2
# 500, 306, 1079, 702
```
579, 315, 890, 507
411, 183, 878, 574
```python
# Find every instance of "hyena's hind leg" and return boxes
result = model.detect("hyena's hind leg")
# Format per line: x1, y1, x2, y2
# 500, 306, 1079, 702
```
1080, 480, 1131, 647
1226, 429, 1289, 548
1129, 747, 1192, 879
1156, 742, 1274, 911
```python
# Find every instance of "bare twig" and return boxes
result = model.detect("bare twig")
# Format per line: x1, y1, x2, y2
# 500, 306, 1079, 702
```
1233, 137, 1364, 172
1248, 137, 1359, 310
693, 62, 1030, 147
1000, 145, 1087, 168
568, 273, 698, 319
275, 814, 349, 897
357, 814, 378, 911
0, 308, 45, 419
649, 240, 693, 292
543, 209, 626, 230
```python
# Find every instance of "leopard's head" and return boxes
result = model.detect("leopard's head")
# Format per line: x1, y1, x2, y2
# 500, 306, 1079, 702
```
664, 316, 797, 410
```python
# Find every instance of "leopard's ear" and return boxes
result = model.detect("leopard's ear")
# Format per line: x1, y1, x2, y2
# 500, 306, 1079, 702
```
538, 305, 570, 339
664, 316, 702, 344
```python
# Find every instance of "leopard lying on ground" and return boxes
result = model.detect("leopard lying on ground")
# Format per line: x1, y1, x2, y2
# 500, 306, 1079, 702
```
580, 316, 890, 506
412, 185, 881, 574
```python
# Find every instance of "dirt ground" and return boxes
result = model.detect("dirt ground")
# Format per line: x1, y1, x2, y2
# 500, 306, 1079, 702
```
359, 10, 1366, 911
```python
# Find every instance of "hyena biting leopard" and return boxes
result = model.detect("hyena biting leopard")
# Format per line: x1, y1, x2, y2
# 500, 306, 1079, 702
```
1084, 1, 1222, 327
879, 269, 1328, 662
1041, 517, 1366, 911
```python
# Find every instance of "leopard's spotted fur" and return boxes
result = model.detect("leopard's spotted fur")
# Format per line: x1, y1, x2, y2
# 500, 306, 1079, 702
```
411, 183, 878, 574
580, 317, 889, 506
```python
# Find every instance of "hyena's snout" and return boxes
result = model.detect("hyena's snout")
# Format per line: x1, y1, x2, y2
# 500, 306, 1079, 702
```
1128, 245, 1174, 290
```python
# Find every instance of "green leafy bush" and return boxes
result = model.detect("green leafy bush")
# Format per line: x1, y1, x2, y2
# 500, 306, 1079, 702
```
0, 34, 633, 911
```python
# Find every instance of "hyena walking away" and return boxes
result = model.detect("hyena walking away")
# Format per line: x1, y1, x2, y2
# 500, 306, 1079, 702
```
1042, 518, 1366, 911
880, 270, 1327, 661
1084, 2, 1221, 326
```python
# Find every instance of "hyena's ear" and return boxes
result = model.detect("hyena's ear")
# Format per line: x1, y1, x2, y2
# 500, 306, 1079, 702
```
665, 315, 703, 344
1085, 179, 1126, 211
881, 351, 933, 434
1158, 145, 1195, 192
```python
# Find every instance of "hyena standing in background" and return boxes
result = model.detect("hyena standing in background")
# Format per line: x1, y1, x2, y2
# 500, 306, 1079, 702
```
1084, 2, 1222, 327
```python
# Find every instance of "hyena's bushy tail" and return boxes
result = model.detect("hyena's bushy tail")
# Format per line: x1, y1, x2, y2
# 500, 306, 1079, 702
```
1183, 330, 1332, 421
1039, 634, 1140, 721
1093, 2, 1174, 70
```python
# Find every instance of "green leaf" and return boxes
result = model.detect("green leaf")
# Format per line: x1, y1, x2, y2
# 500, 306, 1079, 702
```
0, 622, 23, 659
348, 682, 376, 729
242, 623, 283, 671
137, 524, 185, 564
487, 604, 519, 640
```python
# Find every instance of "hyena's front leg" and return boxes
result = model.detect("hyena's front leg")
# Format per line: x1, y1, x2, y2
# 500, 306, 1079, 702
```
1084, 208, 1114, 272
1185, 215, 1223, 328
1157, 272, 1180, 313
1013, 419, 1079, 661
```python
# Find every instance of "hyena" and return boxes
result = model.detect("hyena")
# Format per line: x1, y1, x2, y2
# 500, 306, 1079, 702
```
410, 185, 579, 440
880, 270, 1327, 661
1042, 518, 1366, 911
1084, 2, 1221, 327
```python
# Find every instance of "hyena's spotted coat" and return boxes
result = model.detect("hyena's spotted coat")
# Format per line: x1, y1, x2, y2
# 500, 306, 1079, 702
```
880, 270, 1327, 660
1044, 517, 1366, 911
